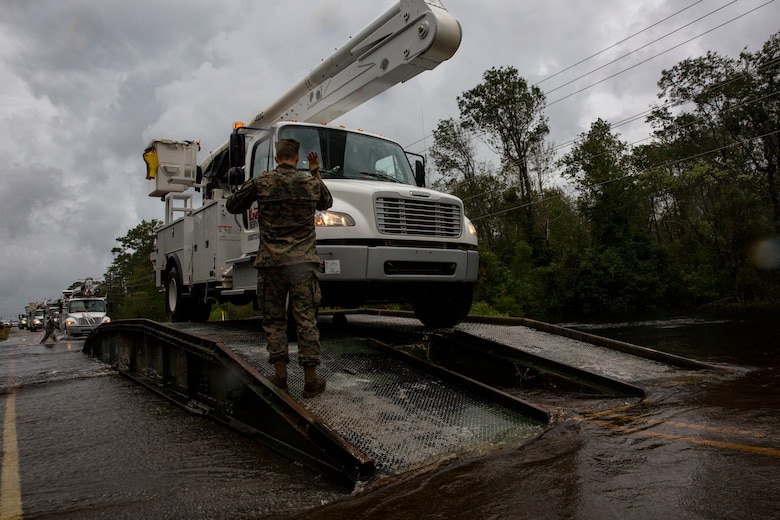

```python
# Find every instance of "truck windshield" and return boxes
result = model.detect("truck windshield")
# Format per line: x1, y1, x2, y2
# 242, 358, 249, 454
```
276, 125, 416, 185
69, 300, 106, 313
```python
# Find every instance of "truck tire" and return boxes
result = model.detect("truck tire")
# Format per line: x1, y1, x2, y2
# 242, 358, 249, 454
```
165, 267, 191, 322
411, 282, 474, 328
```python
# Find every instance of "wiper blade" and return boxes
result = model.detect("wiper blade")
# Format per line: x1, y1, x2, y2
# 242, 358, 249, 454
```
359, 171, 401, 183
299, 166, 344, 177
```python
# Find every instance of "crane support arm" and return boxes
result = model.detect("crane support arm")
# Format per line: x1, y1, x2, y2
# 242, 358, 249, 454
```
248, 0, 461, 127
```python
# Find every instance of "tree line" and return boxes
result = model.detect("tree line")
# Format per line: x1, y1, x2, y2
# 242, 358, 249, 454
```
431, 33, 779, 318
103, 33, 780, 321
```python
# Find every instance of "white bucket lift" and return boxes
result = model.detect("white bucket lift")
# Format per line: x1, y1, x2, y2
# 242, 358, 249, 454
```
144, 139, 198, 197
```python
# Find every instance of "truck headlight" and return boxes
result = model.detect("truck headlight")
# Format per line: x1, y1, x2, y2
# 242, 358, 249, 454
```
466, 217, 477, 236
102, 317, 111, 324
65, 318, 76, 327
315, 210, 355, 227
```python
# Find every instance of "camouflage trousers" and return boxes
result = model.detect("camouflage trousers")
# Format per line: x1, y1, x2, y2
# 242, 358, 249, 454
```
257, 262, 322, 367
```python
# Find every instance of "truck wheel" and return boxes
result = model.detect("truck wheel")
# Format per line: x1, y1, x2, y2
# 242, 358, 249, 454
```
166, 267, 191, 322
411, 282, 474, 328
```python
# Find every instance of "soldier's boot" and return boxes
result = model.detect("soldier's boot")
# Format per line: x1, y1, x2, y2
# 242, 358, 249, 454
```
302, 365, 326, 398
269, 361, 288, 391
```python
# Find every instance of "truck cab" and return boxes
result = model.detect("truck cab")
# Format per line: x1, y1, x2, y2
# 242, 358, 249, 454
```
30, 309, 45, 332
230, 122, 478, 325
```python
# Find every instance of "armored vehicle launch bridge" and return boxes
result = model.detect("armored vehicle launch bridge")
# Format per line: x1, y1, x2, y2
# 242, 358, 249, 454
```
83, 312, 718, 485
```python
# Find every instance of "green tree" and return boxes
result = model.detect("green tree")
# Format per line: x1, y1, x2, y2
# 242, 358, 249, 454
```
560, 119, 650, 246
643, 33, 780, 303
457, 66, 550, 250
103, 219, 166, 320
557, 119, 671, 313
430, 117, 507, 249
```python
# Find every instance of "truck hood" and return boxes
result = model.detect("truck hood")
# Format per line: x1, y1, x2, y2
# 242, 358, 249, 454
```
323, 179, 461, 205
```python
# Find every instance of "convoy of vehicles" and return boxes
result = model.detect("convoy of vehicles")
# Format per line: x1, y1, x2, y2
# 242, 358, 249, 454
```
9, 2, 477, 332
13, 278, 110, 338
144, 0, 479, 327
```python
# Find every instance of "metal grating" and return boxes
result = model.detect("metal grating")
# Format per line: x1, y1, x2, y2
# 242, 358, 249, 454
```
339, 314, 681, 384
171, 321, 543, 476
375, 197, 462, 237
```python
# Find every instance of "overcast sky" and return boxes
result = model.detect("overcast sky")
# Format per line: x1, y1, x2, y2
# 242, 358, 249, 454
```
1, 0, 777, 320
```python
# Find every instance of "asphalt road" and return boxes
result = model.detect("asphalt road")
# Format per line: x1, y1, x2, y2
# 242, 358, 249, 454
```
0, 328, 345, 519
3, 314, 778, 520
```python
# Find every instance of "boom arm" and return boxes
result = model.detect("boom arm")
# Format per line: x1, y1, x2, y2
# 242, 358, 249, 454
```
249, 0, 461, 127
200, 0, 461, 172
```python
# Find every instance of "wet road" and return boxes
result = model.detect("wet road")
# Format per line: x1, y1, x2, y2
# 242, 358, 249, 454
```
2, 313, 779, 519
285, 315, 780, 520
1, 328, 342, 519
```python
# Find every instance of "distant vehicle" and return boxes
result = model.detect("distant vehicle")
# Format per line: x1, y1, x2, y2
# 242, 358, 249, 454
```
19, 315, 28, 329
30, 309, 45, 332
61, 297, 110, 336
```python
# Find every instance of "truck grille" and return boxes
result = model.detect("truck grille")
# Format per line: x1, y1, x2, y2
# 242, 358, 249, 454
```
375, 197, 462, 237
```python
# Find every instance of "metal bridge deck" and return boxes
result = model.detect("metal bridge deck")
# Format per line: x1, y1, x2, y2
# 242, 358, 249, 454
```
170, 320, 545, 477
84, 312, 716, 484
331, 313, 714, 385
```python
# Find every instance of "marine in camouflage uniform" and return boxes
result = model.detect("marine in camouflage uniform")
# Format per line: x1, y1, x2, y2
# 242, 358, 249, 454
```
226, 138, 333, 397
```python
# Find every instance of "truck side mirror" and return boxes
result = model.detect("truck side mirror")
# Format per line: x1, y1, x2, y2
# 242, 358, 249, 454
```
228, 167, 245, 187
414, 160, 425, 187
229, 131, 246, 168
195, 165, 203, 192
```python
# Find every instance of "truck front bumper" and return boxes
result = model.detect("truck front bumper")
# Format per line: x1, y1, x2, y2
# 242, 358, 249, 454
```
317, 245, 479, 282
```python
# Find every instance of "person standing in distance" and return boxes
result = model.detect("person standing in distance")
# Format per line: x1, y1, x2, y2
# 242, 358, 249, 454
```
226, 138, 333, 397
40, 313, 57, 345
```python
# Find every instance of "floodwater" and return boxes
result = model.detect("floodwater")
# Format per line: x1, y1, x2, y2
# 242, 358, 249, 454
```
283, 312, 780, 520
1, 311, 778, 519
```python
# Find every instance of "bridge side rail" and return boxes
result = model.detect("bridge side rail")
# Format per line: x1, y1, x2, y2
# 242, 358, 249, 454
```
83, 319, 373, 484
344, 310, 721, 371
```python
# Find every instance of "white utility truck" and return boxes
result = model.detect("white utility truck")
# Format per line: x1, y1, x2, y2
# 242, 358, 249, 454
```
144, 0, 478, 327
60, 278, 111, 336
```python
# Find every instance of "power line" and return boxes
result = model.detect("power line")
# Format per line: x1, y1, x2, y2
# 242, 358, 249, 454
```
553, 54, 780, 152
470, 129, 780, 222
534, 1, 705, 87
404, 3, 704, 150
542, 0, 737, 95
406, 1, 774, 154
545, 0, 775, 107
461, 85, 780, 204
449, 50, 780, 202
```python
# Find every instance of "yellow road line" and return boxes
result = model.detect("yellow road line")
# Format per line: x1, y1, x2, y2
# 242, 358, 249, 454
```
1, 390, 23, 520
586, 403, 638, 418
584, 403, 768, 439
575, 416, 780, 457
598, 413, 766, 438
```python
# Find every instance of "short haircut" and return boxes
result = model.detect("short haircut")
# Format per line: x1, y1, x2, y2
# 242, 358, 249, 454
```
276, 139, 300, 161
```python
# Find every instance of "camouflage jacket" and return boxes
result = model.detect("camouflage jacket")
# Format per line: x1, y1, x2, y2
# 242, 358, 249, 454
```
225, 164, 333, 267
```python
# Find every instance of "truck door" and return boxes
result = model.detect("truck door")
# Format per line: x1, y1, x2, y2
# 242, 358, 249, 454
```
239, 137, 272, 257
